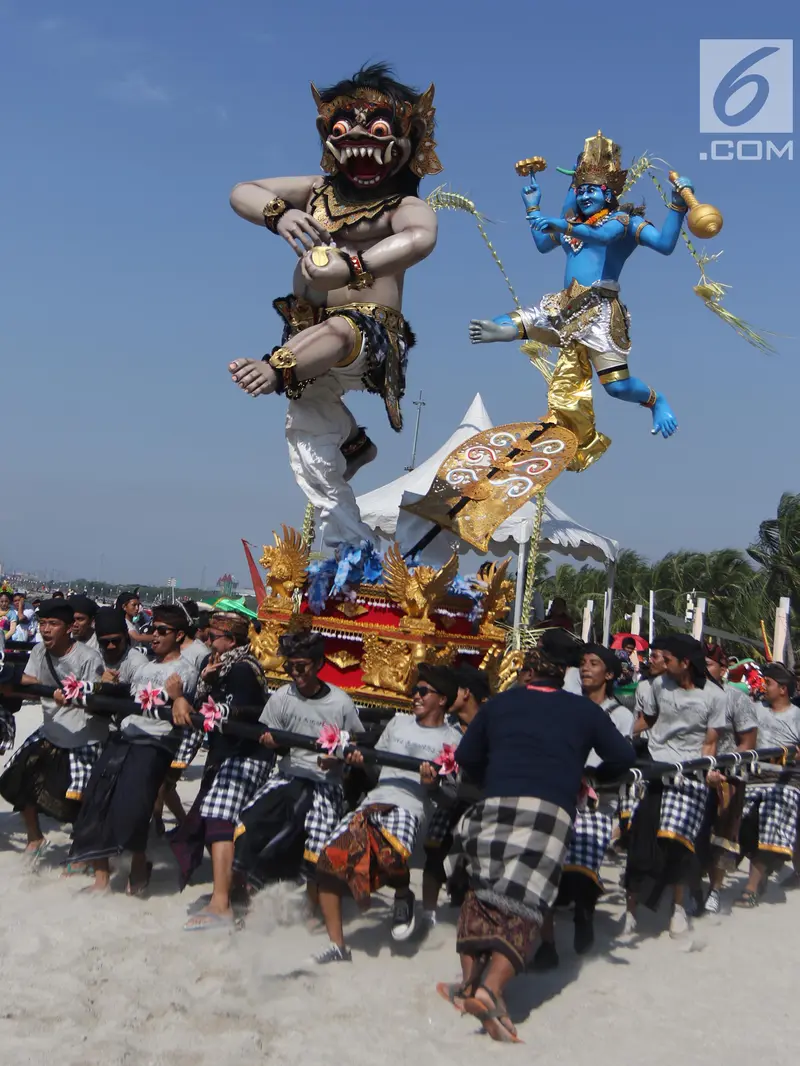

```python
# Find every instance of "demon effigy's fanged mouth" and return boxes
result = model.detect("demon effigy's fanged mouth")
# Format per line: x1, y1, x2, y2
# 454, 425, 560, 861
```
325, 116, 399, 188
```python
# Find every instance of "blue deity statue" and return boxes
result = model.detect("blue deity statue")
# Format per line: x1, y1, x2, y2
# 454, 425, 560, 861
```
470, 131, 693, 470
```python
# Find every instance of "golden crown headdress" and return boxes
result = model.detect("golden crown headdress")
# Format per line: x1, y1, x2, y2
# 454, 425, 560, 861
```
573, 130, 627, 196
311, 83, 442, 178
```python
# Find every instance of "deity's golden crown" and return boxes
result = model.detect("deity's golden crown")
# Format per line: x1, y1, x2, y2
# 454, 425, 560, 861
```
573, 130, 627, 196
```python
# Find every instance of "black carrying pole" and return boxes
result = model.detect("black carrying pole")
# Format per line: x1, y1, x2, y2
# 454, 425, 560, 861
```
6, 684, 434, 774
7, 683, 800, 785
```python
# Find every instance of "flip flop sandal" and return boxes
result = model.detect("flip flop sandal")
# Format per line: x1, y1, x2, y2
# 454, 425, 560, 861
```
732, 890, 759, 909
23, 839, 50, 870
435, 982, 469, 1014
463, 986, 523, 1044
126, 861, 153, 898
183, 911, 236, 932
61, 862, 96, 878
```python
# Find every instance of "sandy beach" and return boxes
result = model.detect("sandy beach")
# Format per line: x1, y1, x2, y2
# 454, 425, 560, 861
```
1, 703, 797, 1066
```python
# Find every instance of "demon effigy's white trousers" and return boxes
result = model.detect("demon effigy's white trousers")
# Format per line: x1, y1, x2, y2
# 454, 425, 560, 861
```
285, 355, 374, 550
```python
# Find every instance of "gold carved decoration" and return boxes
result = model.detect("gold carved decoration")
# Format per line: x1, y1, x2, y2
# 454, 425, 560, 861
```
360, 634, 416, 697
250, 619, 287, 674
382, 543, 460, 634
336, 602, 369, 619
400, 422, 577, 552
498, 649, 525, 692
473, 558, 515, 638
478, 644, 506, 694
325, 648, 361, 671
259, 525, 309, 609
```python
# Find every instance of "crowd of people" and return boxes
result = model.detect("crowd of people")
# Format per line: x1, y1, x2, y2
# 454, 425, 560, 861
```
1, 592, 799, 1045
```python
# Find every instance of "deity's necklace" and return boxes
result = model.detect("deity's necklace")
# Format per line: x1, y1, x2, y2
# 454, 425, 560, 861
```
562, 208, 611, 253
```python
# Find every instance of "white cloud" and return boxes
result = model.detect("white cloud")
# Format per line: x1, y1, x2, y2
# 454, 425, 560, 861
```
105, 72, 170, 105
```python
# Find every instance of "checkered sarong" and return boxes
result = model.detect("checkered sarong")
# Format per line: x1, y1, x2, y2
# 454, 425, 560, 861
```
743, 783, 800, 857
447, 797, 572, 924
237, 773, 345, 864
171, 728, 204, 771
658, 777, 709, 852
327, 803, 420, 860
0, 709, 16, 756
198, 757, 273, 823
424, 805, 455, 848
3, 729, 102, 800
564, 809, 613, 884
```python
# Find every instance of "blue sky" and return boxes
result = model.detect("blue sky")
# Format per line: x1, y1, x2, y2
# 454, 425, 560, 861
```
2, 1, 797, 588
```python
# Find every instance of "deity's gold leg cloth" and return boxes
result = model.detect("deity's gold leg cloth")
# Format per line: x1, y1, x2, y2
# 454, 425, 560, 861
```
518, 279, 632, 472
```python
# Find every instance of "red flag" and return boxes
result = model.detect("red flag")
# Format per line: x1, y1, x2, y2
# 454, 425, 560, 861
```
242, 539, 267, 607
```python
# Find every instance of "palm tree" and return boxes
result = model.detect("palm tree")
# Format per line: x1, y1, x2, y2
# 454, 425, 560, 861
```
747, 492, 800, 607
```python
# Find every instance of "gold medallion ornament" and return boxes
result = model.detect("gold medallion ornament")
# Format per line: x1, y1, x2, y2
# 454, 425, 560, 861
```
401, 422, 578, 552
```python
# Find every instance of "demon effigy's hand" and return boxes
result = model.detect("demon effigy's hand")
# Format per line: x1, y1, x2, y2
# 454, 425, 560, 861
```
276, 209, 332, 256
299, 247, 351, 291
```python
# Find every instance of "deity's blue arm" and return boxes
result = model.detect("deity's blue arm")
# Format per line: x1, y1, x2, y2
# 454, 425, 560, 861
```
534, 216, 626, 246
634, 206, 686, 255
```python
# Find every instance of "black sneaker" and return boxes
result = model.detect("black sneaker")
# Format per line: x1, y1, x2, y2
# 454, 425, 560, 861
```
313, 942, 352, 965
391, 891, 417, 941
530, 940, 559, 971
573, 906, 595, 955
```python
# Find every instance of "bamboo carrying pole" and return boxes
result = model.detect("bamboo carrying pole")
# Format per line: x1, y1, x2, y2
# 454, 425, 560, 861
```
520, 490, 546, 630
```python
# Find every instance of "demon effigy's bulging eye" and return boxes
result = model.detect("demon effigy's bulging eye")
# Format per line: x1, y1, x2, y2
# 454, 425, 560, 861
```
331, 119, 350, 137
369, 119, 392, 138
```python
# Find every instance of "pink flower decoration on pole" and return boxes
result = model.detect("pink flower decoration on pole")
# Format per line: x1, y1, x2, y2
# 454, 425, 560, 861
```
576, 778, 598, 810
136, 684, 167, 716
318, 723, 342, 756
318, 724, 351, 757
434, 743, 458, 777
61, 675, 86, 703
201, 699, 222, 733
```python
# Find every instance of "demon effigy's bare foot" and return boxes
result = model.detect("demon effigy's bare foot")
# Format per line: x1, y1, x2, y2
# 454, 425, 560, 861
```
341, 428, 377, 482
229, 358, 278, 397
468, 319, 518, 344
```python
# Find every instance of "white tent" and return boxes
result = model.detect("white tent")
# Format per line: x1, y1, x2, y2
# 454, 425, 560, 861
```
355, 394, 619, 638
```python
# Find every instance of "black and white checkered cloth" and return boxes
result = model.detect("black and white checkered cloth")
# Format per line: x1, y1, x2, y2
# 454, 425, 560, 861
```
447, 796, 572, 923
0, 709, 16, 756
237, 773, 345, 863
3, 729, 102, 800
564, 809, 613, 880
658, 777, 709, 851
744, 783, 800, 856
618, 782, 641, 825
424, 805, 454, 848
327, 802, 421, 860
198, 757, 273, 824
171, 728, 204, 771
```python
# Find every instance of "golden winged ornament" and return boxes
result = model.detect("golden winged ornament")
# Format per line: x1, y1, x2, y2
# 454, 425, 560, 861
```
472, 558, 515, 638
259, 525, 310, 608
382, 543, 460, 633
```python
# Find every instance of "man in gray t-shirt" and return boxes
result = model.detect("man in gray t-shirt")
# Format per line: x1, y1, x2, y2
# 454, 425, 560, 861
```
234, 632, 364, 908
0, 599, 105, 854
736, 664, 800, 908
624, 635, 726, 940
315, 664, 462, 964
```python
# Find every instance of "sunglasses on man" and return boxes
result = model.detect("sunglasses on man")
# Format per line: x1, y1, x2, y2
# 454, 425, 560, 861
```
98, 635, 125, 648
153, 625, 176, 636
411, 684, 437, 697
285, 659, 314, 675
